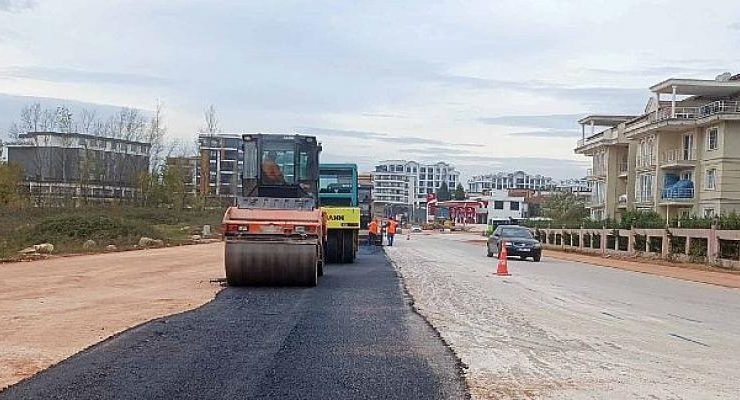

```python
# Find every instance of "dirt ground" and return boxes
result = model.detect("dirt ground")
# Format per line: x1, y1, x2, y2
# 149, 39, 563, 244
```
0, 242, 224, 389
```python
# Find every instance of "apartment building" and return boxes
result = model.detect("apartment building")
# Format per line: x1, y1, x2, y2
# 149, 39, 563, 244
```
468, 171, 553, 195
197, 133, 243, 197
165, 156, 199, 195
371, 160, 459, 218
575, 74, 740, 221
555, 178, 593, 200
6, 131, 150, 202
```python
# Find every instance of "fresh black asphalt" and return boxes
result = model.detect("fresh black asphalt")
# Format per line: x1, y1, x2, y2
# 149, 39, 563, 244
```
1, 245, 468, 400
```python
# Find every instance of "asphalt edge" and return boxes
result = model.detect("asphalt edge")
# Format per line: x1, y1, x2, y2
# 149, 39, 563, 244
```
0, 284, 228, 394
382, 248, 472, 400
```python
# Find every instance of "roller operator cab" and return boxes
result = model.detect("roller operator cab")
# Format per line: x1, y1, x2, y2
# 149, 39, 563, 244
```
319, 164, 360, 263
222, 134, 326, 287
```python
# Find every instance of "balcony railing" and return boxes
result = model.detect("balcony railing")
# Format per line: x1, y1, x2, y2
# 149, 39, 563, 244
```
617, 162, 629, 175
635, 192, 654, 203
661, 187, 694, 201
661, 148, 697, 164
636, 154, 655, 168
586, 166, 606, 177
653, 100, 740, 122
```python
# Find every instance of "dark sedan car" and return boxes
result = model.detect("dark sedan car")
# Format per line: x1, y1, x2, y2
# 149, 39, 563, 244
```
486, 225, 542, 262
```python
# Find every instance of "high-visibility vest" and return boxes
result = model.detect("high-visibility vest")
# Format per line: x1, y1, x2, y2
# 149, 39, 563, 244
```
387, 221, 398, 234
369, 222, 379, 234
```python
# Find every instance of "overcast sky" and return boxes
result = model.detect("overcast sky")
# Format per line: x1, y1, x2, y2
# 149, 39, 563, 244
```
1, 0, 739, 180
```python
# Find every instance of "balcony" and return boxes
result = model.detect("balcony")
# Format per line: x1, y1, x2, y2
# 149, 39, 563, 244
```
660, 186, 694, 206
635, 154, 655, 170
586, 167, 606, 179
660, 148, 697, 169
617, 162, 629, 177
634, 192, 654, 204
653, 100, 740, 123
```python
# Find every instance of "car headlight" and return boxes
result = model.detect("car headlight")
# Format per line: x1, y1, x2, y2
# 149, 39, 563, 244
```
533, 242, 541, 248
504, 241, 512, 246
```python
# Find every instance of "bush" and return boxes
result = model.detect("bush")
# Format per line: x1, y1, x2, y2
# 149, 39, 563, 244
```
28, 215, 160, 244
719, 239, 740, 260
619, 210, 664, 229
649, 236, 662, 253
670, 236, 686, 254
689, 238, 708, 261
634, 234, 646, 252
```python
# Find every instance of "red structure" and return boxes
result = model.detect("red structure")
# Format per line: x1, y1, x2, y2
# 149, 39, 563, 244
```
436, 200, 486, 224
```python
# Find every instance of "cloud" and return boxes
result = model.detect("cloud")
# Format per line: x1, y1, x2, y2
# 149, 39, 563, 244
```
361, 112, 408, 119
479, 114, 583, 130
0, 66, 173, 86
730, 22, 740, 30
295, 127, 480, 147
0, 0, 35, 12
507, 129, 582, 138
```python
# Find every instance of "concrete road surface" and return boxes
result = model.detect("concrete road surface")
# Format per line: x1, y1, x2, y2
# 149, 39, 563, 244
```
387, 233, 740, 399
0, 246, 467, 400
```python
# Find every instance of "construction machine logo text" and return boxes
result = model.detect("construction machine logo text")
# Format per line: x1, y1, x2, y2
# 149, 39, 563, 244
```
328, 215, 345, 221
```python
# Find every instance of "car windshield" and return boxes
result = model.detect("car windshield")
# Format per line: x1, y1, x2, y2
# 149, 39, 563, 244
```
500, 228, 532, 239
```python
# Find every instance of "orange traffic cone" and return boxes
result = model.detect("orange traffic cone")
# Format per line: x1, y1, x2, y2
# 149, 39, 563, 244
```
496, 244, 511, 276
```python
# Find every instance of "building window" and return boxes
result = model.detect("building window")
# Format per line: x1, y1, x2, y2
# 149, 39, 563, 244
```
703, 208, 715, 218
510, 202, 519, 211
707, 128, 718, 151
706, 168, 716, 190
494, 201, 504, 210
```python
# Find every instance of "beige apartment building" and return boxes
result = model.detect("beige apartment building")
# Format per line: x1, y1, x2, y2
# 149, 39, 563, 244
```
575, 75, 740, 221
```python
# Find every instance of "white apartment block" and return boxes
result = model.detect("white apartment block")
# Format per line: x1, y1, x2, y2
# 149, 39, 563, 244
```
372, 160, 459, 216
575, 74, 740, 221
468, 171, 554, 195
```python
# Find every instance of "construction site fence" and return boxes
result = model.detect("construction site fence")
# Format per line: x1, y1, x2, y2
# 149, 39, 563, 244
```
535, 226, 740, 270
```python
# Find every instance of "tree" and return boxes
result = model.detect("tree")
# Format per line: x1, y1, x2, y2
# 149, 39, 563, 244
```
144, 100, 167, 172
0, 162, 26, 207
201, 104, 220, 134
453, 183, 466, 200
541, 192, 588, 224
436, 182, 451, 201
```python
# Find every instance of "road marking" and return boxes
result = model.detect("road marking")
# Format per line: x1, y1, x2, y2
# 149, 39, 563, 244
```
667, 313, 702, 323
600, 311, 623, 320
668, 333, 709, 347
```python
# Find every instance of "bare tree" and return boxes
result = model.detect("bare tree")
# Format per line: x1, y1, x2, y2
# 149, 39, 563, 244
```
144, 100, 167, 172
201, 104, 220, 133
41, 108, 56, 131
20, 103, 42, 133
8, 123, 21, 140
78, 108, 97, 134
55, 106, 74, 133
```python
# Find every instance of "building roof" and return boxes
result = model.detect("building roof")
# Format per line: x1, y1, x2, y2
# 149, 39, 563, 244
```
649, 78, 740, 96
16, 131, 151, 146
577, 115, 636, 126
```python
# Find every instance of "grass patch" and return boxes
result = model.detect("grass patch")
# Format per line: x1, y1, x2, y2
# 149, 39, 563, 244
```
0, 207, 224, 260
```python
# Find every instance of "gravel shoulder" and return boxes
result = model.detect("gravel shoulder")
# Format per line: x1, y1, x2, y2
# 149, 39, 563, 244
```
0, 242, 224, 389
386, 233, 740, 399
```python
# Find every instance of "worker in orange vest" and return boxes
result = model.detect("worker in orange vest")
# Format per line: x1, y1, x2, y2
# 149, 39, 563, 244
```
368, 219, 379, 246
386, 218, 399, 246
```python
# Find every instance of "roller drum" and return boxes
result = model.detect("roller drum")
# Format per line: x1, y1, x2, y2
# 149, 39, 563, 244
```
225, 239, 318, 286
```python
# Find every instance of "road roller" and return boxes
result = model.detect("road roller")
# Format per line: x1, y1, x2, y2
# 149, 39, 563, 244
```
222, 134, 325, 286
319, 163, 360, 263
